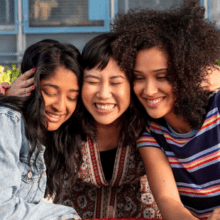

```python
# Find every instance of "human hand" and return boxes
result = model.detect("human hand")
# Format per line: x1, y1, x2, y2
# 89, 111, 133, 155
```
201, 65, 220, 92
208, 208, 220, 220
5, 68, 35, 96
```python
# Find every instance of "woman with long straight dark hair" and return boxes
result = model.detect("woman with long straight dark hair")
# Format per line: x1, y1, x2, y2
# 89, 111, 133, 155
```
0, 39, 82, 219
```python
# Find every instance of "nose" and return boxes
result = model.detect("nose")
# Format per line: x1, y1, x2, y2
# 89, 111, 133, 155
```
52, 96, 66, 112
143, 79, 158, 97
96, 82, 112, 99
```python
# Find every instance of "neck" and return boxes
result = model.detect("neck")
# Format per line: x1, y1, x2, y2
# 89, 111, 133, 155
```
96, 120, 122, 151
164, 112, 192, 134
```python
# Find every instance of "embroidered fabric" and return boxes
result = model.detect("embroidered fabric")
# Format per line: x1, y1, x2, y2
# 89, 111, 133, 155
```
61, 137, 161, 219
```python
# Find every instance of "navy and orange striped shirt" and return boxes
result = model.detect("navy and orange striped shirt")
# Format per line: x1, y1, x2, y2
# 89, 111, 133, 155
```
137, 91, 220, 219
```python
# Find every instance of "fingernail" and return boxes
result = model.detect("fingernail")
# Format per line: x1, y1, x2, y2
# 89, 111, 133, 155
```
32, 85, 34, 89
32, 68, 35, 71
28, 92, 31, 96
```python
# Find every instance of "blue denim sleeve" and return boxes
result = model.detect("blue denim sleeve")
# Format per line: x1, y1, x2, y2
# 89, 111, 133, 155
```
0, 107, 80, 220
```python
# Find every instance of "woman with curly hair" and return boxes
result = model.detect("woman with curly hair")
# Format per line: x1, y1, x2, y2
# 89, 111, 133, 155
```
0, 39, 82, 219
112, 0, 220, 219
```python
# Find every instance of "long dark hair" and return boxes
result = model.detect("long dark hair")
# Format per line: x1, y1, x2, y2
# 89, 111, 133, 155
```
0, 39, 83, 202
80, 33, 143, 147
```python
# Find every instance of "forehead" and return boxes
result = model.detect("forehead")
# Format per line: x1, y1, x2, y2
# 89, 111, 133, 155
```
84, 58, 127, 78
135, 47, 168, 70
41, 66, 79, 89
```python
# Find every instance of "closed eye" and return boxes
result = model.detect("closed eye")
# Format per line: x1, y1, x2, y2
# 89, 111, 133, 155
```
44, 91, 57, 96
85, 81, 99, 85
134, 76, 144, 80
110, 82, 122, 85
68, 97, 77, 101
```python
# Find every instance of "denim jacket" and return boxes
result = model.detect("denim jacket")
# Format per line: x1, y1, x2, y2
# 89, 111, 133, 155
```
0, 106, 79, 220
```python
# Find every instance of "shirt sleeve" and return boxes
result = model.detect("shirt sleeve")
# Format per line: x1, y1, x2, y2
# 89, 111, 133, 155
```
0, 82, 10, 95
136, 127, 162, 150
0, 109, 80, 220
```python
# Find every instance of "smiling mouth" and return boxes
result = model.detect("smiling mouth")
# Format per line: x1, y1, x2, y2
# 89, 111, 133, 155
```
147, 97, 164, 107
95, 103, 116, 113
45, 111, 63, 122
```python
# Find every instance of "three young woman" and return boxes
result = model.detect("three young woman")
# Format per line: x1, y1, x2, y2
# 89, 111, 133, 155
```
112, 0, 220, 219
0, 39, 81, 219
2, 2, 220, 218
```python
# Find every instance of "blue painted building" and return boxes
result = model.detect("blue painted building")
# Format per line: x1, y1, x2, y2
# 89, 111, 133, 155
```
0, 0, 218, 65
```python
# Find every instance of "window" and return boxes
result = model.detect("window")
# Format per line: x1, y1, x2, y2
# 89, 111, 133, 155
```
23, 0, 110, 33
118, 0, 183, 13
209, 0, 220, 27
0, 0, 16, 33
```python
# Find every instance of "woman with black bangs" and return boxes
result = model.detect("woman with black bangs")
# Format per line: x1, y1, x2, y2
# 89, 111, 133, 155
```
60, 33, 162, 219
112, 0, 220, 219
0, 39, 81, 219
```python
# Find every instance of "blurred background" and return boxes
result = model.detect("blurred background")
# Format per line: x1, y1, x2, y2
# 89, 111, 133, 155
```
0, 0, 218, 66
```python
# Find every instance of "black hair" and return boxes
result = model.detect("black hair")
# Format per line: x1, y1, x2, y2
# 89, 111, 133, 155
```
80, 33, 144, 147
0, 39, 83, 202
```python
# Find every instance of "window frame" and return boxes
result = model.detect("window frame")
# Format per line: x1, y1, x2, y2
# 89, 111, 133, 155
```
0, 0, 18, 35
23, 0, 111, 33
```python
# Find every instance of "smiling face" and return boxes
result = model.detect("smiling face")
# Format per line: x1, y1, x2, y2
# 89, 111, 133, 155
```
82, 57, 130, 126
133, 47, 175, 121
40, 65, 79, 131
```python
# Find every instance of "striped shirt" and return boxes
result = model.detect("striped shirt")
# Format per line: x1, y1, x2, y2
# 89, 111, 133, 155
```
137, 91, 220, 219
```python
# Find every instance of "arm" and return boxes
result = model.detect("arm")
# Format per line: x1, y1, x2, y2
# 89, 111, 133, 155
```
0, 109, 79, 220
139, 147, 198, 220
0, 68, 35, 96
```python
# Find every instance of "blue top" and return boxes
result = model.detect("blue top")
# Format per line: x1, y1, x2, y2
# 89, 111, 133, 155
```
137, 92, 220, 219
0, 106, 79, 220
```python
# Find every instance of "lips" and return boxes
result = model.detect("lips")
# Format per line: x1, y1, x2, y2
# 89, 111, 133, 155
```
95, 103, 116, 113
45, 111, 64, 122
146, 97, 164, 107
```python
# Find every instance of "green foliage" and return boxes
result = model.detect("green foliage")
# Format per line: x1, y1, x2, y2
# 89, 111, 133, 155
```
217, 59, 220, 66
0, 65, 21, 84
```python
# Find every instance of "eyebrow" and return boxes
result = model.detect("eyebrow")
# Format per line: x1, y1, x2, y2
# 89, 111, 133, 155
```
84, 75, 100, 80
84, 74, 125, 79
43, 83, 79, 92
133, 68, 168, 73
110, 75, 125, 79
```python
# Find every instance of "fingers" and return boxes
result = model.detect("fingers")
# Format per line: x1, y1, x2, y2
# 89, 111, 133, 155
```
22, 77, 35, 89
19, 68, 35, 81
5, 68, 35, 97
20, 84, 35, 96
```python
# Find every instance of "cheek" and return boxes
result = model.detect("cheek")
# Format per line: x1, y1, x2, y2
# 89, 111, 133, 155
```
67, 102, 77, 117
119, 84, 131, 107
133, 83, 141, 97
81, 85, 91, 103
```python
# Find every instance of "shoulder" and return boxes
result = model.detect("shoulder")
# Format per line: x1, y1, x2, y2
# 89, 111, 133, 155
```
0, 106, 22, 121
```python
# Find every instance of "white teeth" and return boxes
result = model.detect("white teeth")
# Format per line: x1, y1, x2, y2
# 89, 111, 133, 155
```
96, 104, 115, 111
46, 112, 61, 118
147, 97, 163, 105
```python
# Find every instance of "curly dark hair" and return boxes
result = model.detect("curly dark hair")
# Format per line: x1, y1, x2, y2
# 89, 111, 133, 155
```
0, 39, 83, 202
112, 0, 220, 128
80, 33, 144, 147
